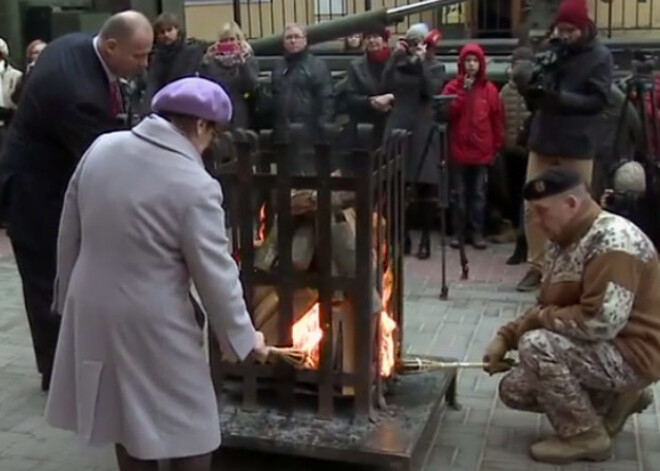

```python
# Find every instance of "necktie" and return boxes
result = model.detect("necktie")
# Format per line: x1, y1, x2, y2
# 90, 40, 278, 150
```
109, 80, 123, 116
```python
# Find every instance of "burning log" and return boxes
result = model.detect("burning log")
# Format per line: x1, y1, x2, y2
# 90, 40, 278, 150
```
258, 288, 319, 345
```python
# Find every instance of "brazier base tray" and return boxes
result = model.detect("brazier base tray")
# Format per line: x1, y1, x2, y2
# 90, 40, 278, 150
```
216, 356, 459, 470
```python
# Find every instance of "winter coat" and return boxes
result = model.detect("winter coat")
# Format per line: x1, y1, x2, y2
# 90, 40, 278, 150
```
146, 37, 204, 100
0, 60, 21, 110
382, 49, 445, 184
500, 80, 530, 151
197, 52, 259, 131
344, 50, 391, 150
45, 114, 257, 460
442, 44, 503, 166
515, 27, 613, 159
270, 50, 334, 154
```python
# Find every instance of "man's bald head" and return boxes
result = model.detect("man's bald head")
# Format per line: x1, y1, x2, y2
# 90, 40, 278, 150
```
100, 10, 152, 40
98, 10, 153, 78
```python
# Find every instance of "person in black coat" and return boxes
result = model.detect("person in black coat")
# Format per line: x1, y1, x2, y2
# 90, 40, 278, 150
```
145, 12, 204, 101
511, 0, 613, 291
0, 10, 153, 391
271, 23, 334, 174
344, 25, 393, 153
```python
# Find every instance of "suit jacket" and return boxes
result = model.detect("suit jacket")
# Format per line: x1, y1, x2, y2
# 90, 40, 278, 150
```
45, 114, 257, 459
0, 33, 123, 249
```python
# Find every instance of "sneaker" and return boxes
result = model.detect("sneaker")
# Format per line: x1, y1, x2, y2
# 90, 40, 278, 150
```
472, 233, 487, 250
516, 268, 542, 292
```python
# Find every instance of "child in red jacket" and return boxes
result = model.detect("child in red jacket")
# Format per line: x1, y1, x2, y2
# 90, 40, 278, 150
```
442, 43, 504, 249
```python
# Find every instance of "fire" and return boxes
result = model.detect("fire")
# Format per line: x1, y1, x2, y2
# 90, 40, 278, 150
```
292, 303, 323, 369
291, 264, 397, 377
256, 203, 266, 242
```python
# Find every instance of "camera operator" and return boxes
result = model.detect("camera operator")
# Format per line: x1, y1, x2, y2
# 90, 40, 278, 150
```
382, 23, 445, 260
511, 0, 613, 292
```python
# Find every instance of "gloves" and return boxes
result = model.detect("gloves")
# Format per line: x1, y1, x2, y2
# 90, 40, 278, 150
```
482, 335, 511, 375
526, 87, 560, 108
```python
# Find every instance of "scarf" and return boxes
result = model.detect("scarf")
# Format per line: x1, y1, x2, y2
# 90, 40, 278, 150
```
367, 47, 391, 64
206, 42, 251, 69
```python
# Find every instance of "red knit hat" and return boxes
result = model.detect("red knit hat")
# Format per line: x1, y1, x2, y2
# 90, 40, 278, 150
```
555, 0, 591, 30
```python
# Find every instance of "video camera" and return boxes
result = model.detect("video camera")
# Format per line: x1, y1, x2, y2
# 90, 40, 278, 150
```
528, 37, 563, 89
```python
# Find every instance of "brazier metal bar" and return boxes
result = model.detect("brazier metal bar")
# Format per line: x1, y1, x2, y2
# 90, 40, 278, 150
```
315, 127, 335, 418
273, 131, 296, 413
353, 142, 375, 418
235, 130, 259, 411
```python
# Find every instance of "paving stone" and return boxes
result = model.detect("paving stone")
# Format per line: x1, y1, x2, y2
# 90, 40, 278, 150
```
0, 231, 656, 470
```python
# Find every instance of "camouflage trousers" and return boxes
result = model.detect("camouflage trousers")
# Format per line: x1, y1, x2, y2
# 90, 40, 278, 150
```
499, 329, 645, 438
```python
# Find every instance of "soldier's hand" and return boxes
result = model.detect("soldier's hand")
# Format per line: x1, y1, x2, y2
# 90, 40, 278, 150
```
252, 331, 270, 363
515, 306, 543, 340
482, 335, 509, 375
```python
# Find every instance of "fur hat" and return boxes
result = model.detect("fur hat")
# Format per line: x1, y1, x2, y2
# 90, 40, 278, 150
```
613, 161, 646, 194
555, 0, 591, 30
0, 38, 8, 59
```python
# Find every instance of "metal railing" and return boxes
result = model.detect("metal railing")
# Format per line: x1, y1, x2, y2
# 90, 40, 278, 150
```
228, 0, 660, 41
593, 0, 660, 37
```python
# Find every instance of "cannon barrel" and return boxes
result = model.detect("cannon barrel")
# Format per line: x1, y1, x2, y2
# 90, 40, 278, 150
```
249, 0, 464, 56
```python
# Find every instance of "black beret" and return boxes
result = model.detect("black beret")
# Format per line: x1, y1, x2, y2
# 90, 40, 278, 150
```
523, 167, 584, 201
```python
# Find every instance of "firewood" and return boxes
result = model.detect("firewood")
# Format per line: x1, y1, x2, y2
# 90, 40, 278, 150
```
332, 300, 355, 395
254, 222, 278, 272
253, 289, 279, 329
252, 285, 274, 308
292, 224, 315, 271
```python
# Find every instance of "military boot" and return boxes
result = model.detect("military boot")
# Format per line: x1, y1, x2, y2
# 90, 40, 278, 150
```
529, 425, 612, 464
604, 387, 653, 437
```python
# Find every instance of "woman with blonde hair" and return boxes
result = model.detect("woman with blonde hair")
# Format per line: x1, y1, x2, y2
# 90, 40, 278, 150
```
198, 21, 259, 131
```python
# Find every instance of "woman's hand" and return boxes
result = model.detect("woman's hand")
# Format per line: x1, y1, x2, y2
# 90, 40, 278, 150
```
252, 331, 270, 363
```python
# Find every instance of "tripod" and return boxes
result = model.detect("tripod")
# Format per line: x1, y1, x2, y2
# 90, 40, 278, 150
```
415, 94, 468, 300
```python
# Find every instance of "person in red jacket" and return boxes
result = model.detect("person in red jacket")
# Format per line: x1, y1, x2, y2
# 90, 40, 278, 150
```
442, 43, 504, 249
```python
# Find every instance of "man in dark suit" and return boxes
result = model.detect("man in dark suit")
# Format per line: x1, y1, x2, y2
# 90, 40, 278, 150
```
0, 10, 153, 391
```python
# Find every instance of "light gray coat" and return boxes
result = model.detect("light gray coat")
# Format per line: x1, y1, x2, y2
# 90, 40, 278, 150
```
44, 115, 257, 460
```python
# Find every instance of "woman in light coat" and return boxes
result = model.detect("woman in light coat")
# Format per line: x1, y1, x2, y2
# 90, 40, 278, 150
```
45, 77, 269, 471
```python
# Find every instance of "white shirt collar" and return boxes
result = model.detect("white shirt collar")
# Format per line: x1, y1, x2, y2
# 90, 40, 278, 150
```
93, 36, 117, 83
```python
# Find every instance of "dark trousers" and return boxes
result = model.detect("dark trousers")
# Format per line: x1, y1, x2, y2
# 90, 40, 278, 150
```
501, 149, 528, 228
406, 183, 437, 236
9, 237, 61, 380
452, 164, 488, 236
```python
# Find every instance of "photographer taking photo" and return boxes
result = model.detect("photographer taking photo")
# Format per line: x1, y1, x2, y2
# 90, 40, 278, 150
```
512, 0, 613, 292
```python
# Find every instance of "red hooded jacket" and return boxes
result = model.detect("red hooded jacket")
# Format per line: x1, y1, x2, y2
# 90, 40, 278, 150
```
442, 43, 504, 165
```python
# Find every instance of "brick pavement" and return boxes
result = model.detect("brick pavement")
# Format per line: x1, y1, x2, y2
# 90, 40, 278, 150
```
0, 231, 657, 470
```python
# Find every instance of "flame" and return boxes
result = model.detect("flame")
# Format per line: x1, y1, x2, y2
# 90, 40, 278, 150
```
256, 203, 266, 242
292, 303, 323, 368
291, 264, 397, 377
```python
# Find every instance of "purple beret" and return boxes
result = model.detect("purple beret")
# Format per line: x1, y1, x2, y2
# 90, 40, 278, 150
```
151, 76, 233, 124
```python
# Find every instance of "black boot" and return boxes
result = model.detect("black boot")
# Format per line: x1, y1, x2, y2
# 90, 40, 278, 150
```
416, 233, 430, 260
506, 234, 527, 265
404, 232, 411, 255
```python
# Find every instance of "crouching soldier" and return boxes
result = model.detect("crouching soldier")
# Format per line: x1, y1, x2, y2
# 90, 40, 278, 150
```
483, 167, 660, 464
